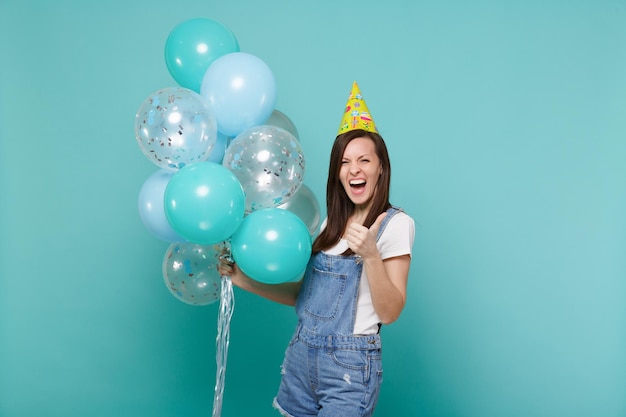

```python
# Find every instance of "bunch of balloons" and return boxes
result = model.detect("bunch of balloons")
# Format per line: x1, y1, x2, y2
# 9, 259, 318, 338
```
134, 17, 321, 305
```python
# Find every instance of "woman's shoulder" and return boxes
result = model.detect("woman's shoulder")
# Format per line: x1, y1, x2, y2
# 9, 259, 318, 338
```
381, 208, 415, 236
378, 207, 415, 256
388, 207, 414, 225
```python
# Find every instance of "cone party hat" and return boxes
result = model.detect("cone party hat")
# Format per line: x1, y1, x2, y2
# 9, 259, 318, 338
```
337, 82, 378, 135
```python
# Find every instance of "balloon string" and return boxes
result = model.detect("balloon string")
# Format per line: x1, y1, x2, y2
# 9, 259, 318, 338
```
212, 275, 234, 417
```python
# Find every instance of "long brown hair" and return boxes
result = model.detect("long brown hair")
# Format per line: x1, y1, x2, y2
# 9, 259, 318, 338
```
312, 129, 392, 255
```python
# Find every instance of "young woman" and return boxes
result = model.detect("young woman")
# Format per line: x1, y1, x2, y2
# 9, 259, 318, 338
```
221, 83, 415, 416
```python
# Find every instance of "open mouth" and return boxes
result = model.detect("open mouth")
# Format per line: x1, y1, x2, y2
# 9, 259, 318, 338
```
349, 179, 366, 190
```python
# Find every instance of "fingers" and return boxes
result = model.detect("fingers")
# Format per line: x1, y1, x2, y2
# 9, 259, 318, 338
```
345, 223, 369, 254
218, 254, 235, 276
346, 222, 366, 237
347, 212, 387, 238
346, 212, 387, 256
370, 212, 388, 235
218, 264, 234, 276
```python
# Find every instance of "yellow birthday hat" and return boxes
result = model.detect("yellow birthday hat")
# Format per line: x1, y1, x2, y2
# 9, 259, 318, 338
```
337, 82, 378, 135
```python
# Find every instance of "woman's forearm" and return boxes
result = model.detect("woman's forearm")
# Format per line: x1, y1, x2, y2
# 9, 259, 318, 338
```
235, 275, 302, 306
229, 265, 302, 306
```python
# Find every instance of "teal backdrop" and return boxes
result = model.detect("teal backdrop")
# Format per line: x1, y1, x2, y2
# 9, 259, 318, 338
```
1, 1, 625, 416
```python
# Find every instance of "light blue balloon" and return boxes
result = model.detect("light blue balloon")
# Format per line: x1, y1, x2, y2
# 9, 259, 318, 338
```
164, 18, 240, 92
206, 132, 228, 164
230, 208, 312, 284
164, 162, 245, 245
138, 170, 184, 242
200, 52, 276, 137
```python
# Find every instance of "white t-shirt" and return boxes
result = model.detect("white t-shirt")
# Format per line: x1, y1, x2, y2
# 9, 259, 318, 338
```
321, 211, 415, 335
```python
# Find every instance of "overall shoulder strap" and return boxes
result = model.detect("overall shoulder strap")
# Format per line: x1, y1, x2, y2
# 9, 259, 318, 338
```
375, 206, 403, 242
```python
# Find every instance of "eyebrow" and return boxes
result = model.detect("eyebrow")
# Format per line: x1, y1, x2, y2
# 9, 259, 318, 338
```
343, 153, 372, 159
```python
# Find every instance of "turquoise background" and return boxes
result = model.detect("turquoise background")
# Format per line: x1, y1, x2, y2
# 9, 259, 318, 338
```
1, 1, 625, 416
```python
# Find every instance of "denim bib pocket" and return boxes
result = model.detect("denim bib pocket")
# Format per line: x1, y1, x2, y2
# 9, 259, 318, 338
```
303, 267, 346, 320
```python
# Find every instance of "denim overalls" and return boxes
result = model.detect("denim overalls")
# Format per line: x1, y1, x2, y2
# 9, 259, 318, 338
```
274, 207, 401, 417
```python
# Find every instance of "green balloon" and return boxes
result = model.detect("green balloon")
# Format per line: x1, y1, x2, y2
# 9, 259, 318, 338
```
231, 208, 312, 284
164, 162, 245, 245
164, 18, 240, 92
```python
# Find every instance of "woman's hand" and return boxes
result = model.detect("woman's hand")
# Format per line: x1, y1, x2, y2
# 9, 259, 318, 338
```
218, 253, 235, 277
217, 252, 302, 306
218, 252, 247, 288
345, 212, 387, 259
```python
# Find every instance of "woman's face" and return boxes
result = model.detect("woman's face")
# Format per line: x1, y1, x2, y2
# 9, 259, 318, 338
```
339, 137, 382, 209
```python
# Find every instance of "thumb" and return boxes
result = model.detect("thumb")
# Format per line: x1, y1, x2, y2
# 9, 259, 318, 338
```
369, 212, 388, 235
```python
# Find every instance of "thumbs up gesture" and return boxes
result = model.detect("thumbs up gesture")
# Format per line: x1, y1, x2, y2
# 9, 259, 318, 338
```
345, 212, 387, 258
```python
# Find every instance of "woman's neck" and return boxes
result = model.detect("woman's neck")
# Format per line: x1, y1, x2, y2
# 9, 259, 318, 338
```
349, 206, 370, 225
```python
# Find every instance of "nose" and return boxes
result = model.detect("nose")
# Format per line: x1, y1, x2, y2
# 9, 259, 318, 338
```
349, 162, 361, 175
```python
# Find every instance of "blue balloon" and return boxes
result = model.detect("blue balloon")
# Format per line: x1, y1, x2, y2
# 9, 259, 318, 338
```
138, 170, 184, 242
164, 18, 240, 92
164, 162, 245, 244
230, 208, 312, 284
200, 52, 276, 137
206, 132, 229, 164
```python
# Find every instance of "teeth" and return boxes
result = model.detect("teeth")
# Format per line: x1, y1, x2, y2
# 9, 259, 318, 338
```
350, 179, 366, 186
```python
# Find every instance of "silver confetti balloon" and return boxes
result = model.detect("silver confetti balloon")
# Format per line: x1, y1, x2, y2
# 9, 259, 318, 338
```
135, 87, 218, 170
223, 125, 305, 213
162, 241, 227, 306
